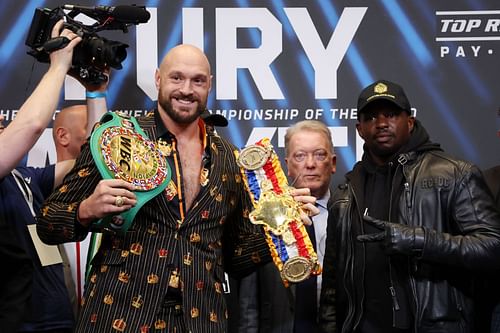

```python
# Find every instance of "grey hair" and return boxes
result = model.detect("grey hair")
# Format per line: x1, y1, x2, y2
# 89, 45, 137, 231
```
284, 120, 335, 157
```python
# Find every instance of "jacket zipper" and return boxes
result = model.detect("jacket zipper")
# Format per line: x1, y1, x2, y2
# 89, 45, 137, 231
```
387, 156, 413, 328
402, 166, 420, 332
387, 161, 401, 327
347, 185, 364, 333
401, 155, 421, 332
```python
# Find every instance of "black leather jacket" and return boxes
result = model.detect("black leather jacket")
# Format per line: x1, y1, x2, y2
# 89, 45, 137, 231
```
320, 149, 500, 333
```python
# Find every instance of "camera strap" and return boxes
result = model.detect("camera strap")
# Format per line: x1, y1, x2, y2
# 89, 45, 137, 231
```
41, 36, 70, 53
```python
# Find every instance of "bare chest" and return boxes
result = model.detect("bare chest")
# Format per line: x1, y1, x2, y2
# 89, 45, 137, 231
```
177, 142, 203, 211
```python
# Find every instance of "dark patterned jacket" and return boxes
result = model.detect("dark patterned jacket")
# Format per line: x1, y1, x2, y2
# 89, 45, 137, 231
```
37, 110, 270, 333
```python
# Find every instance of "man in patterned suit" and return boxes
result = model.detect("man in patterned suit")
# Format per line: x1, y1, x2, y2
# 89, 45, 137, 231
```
37, 44, 317, 332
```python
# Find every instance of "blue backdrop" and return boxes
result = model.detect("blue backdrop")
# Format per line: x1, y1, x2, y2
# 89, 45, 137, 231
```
1, 0, 499, 184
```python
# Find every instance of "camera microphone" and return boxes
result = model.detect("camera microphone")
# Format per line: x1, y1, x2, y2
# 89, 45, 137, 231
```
62, 4, 150, 24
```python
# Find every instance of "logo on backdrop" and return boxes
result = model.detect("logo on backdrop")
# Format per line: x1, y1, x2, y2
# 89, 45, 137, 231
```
18, 5, 371, 166
137, 7, 367, 101
436, 9, 500, 58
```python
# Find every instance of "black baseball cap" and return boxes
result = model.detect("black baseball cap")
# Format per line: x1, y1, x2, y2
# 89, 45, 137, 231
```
357, 79, 411, 118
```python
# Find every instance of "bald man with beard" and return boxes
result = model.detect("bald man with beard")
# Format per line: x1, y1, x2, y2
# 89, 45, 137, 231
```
37, 44, 318, 333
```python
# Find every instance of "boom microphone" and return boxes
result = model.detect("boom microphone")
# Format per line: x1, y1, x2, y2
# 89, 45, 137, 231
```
62, 4, 150, 24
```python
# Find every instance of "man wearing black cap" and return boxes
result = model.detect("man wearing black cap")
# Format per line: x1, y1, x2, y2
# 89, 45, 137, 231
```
319, 79, 500, 332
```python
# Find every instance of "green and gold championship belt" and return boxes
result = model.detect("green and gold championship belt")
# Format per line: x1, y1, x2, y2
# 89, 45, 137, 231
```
237, 138, 321, 285
89, 112, 171, 234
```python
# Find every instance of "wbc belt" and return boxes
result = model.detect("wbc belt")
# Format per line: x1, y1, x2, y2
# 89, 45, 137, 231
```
89, 112, 171, 234
237, 138, 321, 285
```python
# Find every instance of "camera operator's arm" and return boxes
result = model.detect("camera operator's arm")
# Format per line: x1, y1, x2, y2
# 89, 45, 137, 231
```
84, 68, 110, 135
0, 20, 81, 179
52, 70, 110, 188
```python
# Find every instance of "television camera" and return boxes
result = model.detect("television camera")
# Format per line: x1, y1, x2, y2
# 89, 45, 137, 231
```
25, 4, 150, 84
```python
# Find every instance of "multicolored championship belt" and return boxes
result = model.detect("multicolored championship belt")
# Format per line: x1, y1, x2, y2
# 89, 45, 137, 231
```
89, 112, 171, 234
237, 138, 321, 285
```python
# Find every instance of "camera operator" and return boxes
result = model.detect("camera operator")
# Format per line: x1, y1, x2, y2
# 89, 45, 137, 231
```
0, 20, 85, 332
0, 20, 80, 178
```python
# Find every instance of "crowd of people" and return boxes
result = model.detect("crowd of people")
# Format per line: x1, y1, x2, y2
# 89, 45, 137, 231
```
2, 16, 500, 333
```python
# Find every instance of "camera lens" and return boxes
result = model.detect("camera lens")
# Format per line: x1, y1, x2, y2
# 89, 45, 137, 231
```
78, 36, 128, 69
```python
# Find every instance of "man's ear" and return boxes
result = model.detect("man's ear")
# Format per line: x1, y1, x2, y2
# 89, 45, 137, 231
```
56, 127, 70, 146
408, 116, 415, 132
356, 122, 365, 140
208, 74, 213, 93
154, 69, 161, 90
331, 154, 337, 174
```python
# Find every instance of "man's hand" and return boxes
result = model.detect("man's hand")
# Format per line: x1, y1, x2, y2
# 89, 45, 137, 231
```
48, 20, 81, 74
77, 179, 137, 227
357, 214, 425, 256
72, 66, 110, 92
290, 187, 319, 226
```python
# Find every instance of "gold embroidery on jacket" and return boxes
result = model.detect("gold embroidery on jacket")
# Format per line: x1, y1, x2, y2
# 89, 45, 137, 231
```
132, 295, 144, 309
78, 168, 90, 177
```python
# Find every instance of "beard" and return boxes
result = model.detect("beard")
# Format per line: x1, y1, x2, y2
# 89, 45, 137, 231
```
158, 87, 206, 125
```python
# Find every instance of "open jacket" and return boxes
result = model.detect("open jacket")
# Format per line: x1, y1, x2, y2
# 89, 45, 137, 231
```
36, 110, 270, 333
320, 134, 500, 333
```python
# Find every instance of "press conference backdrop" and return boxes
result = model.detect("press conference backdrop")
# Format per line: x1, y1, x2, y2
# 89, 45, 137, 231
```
2, 0, 499, 300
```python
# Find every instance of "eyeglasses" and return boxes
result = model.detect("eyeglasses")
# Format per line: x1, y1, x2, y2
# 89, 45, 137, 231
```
292, 150, 329, 163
